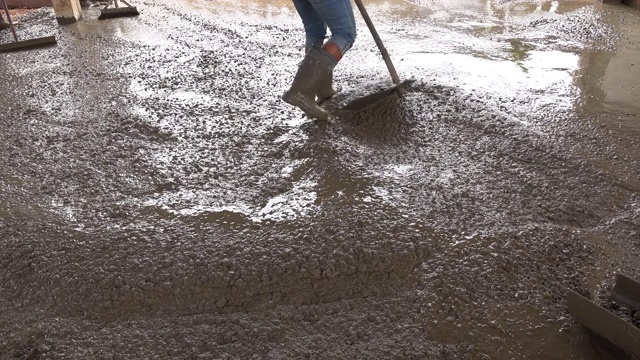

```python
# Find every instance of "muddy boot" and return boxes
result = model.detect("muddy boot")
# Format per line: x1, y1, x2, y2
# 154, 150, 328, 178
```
0, 14, 10, 31
282, 46, 337, 121
316, 70, 336, 105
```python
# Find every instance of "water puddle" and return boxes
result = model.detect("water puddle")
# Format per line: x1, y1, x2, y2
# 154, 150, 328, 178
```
577, 48, 640, 126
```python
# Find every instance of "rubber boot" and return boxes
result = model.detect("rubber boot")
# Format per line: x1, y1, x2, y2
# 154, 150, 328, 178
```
283, 46, 337, 121
0, 13, 10, 31
316, 70, 336, 105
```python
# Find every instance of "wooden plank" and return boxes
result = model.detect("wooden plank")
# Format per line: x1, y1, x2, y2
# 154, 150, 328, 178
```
611, 274, 640, 309
0, 36, 56, 52
568, 290, 640, 359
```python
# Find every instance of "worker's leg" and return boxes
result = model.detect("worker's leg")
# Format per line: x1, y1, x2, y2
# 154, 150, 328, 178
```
292, 0, 327, 50
309, 0, 357, 103
309, 0, 357, 60
283, 0, 336, 121
283, 0, 357, 120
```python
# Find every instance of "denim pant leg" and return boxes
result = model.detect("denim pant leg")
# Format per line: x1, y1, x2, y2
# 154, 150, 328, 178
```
292, 0, 327, 49
308, 0, 357, 55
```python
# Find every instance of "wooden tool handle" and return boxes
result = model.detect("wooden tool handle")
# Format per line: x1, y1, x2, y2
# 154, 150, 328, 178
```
352, 0, 400, 84
1, 0, 19, 42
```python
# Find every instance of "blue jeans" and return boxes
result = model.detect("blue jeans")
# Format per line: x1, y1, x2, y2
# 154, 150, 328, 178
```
291, 0, 357, 55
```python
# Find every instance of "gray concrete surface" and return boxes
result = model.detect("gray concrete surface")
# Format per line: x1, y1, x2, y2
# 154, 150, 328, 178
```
0, 0, 639, 358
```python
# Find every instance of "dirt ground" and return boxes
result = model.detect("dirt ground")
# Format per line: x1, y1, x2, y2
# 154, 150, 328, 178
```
1, 0, 639, 359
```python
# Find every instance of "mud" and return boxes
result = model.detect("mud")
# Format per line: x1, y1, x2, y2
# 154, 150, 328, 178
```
1, 0, 639, 359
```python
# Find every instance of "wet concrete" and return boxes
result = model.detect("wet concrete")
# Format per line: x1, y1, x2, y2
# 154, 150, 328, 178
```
1, 0, 639, 358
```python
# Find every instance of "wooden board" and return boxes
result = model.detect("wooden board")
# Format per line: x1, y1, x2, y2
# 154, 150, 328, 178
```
568, 290, 640, 359
0, 36, 56, 52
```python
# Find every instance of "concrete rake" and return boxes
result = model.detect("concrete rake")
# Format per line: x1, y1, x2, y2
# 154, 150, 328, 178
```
0, 0, 56, 53
342, 0, 415, 111
98, 0, 139, 20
